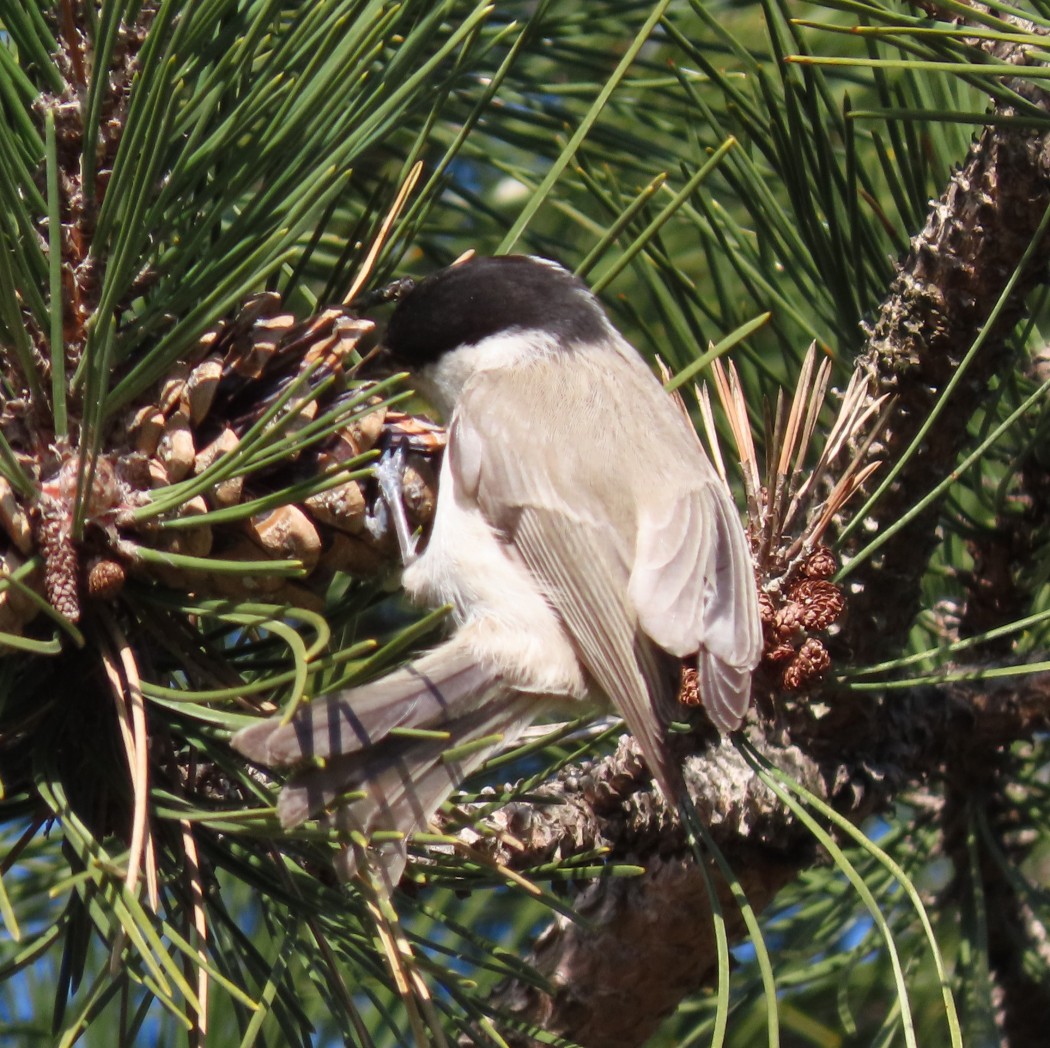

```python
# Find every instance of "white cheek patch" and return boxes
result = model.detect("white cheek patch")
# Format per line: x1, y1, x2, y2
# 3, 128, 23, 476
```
415, 329, 561, 417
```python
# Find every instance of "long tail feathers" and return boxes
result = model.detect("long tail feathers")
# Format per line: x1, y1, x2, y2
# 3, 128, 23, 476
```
274, 693, 529, 829
231, 639, 536, 879
232, 638, 495, 765
319, 695, 535, 881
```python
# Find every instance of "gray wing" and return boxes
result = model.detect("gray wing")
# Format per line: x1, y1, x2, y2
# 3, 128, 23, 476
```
512, 506, 683, 799
453, 348, 759, 797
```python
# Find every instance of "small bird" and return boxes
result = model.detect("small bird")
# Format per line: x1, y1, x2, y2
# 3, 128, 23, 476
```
233, 255, 762, 879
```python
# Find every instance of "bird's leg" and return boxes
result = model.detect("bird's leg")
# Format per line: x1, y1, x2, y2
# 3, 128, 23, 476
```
365, 442, 419, 566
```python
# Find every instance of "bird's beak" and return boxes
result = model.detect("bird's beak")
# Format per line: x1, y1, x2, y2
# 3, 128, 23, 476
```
353, 341, 400, 379
348, 275, 416, 378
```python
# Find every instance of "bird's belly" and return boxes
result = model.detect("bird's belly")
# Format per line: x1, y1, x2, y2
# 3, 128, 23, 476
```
402, 496, 587, 700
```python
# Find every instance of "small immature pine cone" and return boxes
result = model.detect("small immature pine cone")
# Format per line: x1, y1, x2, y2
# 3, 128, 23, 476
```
36, 509, 80, 623
764, 642, 796, 665
678, 665, 701, 707
801, 545, 837, 579
781, 637, 831, 690
773, 602, 803, 638
87, 558, 127, 601
787, 579, 845, 631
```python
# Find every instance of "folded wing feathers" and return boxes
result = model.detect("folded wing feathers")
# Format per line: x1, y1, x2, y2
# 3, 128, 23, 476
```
514, 509, 683, 801
703, 490, 762, 668
629, 493, 711, 658
698, 647, 753, 734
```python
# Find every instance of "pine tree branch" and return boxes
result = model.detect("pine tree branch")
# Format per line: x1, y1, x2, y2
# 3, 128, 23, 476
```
841, 5, 1050, 667
941, 744, 1050, 1048
461, 669, 1050, 1047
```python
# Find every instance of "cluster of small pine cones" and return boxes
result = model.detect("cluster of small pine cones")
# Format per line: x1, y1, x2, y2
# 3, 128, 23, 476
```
679, 544, 844, 716
758, 545, 845, 690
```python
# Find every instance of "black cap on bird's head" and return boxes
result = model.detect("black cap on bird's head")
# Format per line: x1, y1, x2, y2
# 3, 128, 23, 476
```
382, 255, 609, 366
